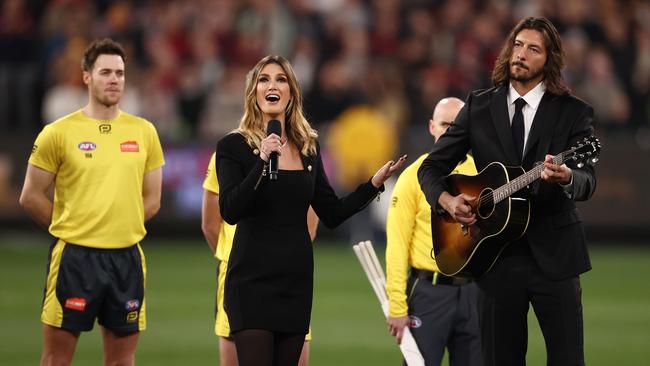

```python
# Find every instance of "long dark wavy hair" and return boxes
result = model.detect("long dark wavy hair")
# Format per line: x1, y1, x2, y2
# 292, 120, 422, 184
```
491, 17, 569, 95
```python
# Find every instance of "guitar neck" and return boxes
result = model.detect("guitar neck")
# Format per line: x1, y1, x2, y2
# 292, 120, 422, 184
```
493, 154, 565, 204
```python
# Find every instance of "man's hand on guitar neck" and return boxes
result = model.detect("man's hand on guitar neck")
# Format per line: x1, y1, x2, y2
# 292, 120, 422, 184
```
438, 192, 477, 225
541, 154, 573, 185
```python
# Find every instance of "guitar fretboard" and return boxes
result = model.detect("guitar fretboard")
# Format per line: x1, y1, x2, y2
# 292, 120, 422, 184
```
492, 154, 565, 204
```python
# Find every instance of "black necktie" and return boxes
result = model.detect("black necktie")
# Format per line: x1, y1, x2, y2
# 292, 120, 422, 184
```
512, 97, 526, 161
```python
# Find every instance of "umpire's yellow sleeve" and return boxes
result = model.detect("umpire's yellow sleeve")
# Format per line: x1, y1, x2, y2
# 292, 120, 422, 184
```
385, 155, 423, 318
385, 154, 477, 317
203, 153, 219, 194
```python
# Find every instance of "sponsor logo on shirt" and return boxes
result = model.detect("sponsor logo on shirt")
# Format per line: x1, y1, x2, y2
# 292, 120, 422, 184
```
125, 299, 140, 311
391, 196, 398, 208
77, 142, 97, 151
126, 311, 139, 323
99, 124, 112, 134
120, 141, 139, 152
64, 298, 87, 311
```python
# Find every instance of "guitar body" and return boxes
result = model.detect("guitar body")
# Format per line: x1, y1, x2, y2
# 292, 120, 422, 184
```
432, 162, 531, 278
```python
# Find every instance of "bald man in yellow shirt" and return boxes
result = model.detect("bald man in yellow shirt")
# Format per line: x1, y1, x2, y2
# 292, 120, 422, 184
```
19, 38, 164, 366
386, 98, 482, 366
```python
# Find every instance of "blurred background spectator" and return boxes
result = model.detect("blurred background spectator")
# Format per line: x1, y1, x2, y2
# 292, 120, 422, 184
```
1, 0, 649, 240
3, 0, 645, 136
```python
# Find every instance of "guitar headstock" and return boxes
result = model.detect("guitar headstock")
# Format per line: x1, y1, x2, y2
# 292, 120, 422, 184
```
566, 135, 602, 168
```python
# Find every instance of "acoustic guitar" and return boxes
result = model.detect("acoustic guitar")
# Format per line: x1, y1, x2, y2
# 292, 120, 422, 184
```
432, 136, 601, 278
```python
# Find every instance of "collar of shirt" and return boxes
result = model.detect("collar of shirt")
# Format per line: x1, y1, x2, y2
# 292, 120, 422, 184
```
507, 81, 546, 111
506, 81, 546, 153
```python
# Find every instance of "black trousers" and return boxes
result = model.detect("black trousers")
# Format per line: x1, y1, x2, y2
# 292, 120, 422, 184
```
406, 276, 482, 366
476, 241, 585, 366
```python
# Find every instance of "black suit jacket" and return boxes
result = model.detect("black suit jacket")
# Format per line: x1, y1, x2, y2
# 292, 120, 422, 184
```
418, 84, 597, 280
215, 132, 381, 229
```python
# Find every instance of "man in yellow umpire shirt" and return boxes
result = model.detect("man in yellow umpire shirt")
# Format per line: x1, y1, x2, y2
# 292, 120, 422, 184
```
201, 152, 317, 366
19, 38, 164, 366
386, 98, 482, 365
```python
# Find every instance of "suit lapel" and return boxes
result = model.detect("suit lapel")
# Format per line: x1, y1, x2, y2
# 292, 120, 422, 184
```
526, 93, 562, 194
489, 86, 520, 165
523, 92, 558, 160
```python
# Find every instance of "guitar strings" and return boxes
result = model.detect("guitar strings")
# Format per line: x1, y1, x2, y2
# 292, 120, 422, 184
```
475, 137, 597, 207
475, 149, 575, 207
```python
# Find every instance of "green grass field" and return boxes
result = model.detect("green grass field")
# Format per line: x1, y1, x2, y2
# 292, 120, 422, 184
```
1, 234, 648, 365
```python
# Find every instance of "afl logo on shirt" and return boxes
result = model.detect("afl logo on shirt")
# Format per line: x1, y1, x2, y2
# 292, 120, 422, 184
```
77, 142, 97, 151
120, 141, 139, 152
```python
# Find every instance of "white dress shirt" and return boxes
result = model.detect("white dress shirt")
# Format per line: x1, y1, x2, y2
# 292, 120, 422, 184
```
507, 81, 546, 153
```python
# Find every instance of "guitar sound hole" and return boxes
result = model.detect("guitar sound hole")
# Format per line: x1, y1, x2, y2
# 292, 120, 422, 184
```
477, 188, 495, 219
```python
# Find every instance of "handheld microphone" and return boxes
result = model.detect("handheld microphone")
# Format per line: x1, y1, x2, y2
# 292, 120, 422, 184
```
266, 120, 282, 181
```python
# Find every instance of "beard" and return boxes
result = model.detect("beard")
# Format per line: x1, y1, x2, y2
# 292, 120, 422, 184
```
93, 89, 121, 108
509, 62, 544, 83
90, 80, 122, 107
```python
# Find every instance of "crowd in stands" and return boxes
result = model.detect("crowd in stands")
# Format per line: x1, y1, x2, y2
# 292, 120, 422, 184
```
1, 0, 648, 141
0, 0, 649, 232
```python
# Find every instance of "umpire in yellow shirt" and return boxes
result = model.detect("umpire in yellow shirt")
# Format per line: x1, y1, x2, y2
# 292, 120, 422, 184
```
386, 98, 482, 365
201, 152, 317, 366
19, 39, 164, 366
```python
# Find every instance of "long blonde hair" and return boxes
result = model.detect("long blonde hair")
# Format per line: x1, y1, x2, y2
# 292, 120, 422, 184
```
237, 55, 318, 156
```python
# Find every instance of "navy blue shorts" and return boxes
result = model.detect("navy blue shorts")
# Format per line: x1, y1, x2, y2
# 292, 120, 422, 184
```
41, 239, 146, 333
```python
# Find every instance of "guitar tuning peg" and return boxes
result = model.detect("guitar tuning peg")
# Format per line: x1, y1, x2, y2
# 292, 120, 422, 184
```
577, 162, 584, 168
591, 157, 599, 163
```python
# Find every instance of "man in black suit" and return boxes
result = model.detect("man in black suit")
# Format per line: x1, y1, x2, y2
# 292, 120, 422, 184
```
417, 17, 597, 366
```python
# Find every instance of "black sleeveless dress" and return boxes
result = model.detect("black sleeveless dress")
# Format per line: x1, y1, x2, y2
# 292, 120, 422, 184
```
216, 133, 381, 334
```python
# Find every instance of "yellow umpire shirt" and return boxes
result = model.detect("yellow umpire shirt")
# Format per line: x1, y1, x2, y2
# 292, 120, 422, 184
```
386, 153, 476, 317
28, 110, 165, 249
202, 152, 237, 261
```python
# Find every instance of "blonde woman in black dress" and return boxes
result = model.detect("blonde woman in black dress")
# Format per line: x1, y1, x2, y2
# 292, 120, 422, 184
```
216, 55, 406, 366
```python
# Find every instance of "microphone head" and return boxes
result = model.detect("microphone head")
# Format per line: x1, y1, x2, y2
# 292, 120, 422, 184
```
266, 120, 282, 136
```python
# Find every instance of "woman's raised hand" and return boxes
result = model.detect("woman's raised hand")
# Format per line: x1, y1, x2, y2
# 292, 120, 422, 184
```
371, 155, 408, 188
